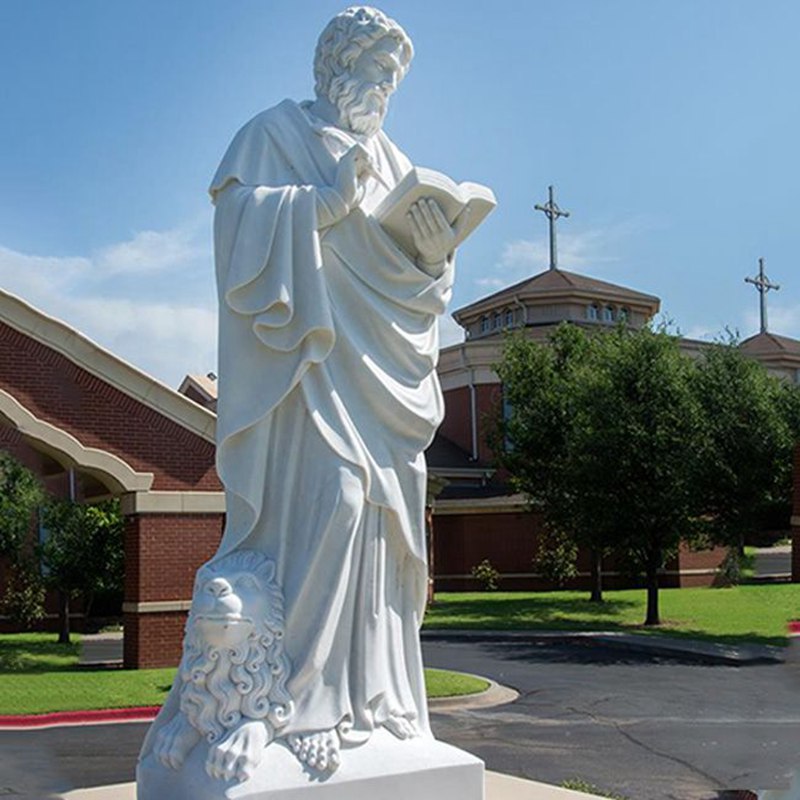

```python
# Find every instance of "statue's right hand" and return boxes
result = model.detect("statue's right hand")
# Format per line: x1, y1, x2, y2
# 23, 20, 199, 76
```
333, 144, 370, 210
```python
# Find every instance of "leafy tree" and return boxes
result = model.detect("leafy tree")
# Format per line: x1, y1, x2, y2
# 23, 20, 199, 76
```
38, 499, 123, 644
497, 324, 705, 624
693, 339, 800, 560
575, 325, 704, 625
494, 324, 611, 602
0, 452, 46, 627
0, 451, 44, 561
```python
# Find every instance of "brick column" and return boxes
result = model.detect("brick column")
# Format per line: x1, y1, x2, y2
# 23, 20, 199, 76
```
122, 497, 225, 668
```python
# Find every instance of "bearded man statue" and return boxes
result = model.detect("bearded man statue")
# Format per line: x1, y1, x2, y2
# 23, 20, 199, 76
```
138, 7, 484, 798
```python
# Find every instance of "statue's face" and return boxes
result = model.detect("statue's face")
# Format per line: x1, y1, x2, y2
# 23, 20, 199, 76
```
333, 35, 404, 137
350, 36, 403, 98
191, 568, 267, 648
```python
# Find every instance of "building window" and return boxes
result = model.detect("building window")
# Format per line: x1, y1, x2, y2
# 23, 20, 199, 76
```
502, 387, 514, 452
603, 306, 614, 322
480, 316, 490, 334
586, 304, 599, 321
493, 312, 502, 329
505, 309, 514, 328
619, 307, 629, 322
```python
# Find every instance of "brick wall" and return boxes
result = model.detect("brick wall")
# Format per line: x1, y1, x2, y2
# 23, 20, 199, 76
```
124, 514, 224, 668
0, 322, 220, 492
432, 509, 727, 592
124, 611, 187, 670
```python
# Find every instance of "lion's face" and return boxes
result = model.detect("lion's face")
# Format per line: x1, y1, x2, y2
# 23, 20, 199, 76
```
189, 551, 277, 648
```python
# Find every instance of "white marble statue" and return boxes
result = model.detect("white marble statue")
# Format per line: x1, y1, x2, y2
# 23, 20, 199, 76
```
138, 7, 486, 797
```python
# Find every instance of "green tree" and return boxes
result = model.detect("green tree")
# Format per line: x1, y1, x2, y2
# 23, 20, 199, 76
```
0, 452, 46, 628
497, 324, 705, 625
693, 339, 800, 562
39, 499, 123, 644
495, 324, 609, 602
576, 325, 704, 625
0, 451, 44, 561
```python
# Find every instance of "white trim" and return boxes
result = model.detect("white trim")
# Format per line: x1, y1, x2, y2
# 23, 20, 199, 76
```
0, 289, 216, 443
0, 389, 154, 493
122, 600, 192, 613
434, 495, 528, 515
120, 491, 225, 515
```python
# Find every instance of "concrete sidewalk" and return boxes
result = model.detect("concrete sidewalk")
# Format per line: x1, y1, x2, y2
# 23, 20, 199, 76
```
422, 629, 784, 665
78, 632, 123, 667
59, 771, 600, 799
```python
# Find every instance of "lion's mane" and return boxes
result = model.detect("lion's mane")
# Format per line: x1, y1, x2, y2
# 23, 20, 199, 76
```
177, 551, 294, 744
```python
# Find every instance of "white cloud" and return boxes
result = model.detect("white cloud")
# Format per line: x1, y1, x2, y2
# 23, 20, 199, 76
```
765, 303, 800, 338
95, 219, 208, 275
475, 219, 649, 296
0, 221, 217, 388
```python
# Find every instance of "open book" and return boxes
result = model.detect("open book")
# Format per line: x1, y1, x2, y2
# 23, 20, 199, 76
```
372, 167, 496, 261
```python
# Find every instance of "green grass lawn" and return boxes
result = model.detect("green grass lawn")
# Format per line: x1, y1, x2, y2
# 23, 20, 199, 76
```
425, 668, 488, 698
0, 633, 489, 715
425, 584, 799, 647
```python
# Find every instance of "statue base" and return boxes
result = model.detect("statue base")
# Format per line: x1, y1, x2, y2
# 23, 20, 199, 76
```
137, 729, 484, 800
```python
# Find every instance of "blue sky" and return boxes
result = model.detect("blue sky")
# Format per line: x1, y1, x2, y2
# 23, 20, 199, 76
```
1, 1, 799, 386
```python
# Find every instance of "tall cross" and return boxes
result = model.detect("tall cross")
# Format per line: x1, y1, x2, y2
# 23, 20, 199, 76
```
534, 185, 570, 271
745, 257, 780, 334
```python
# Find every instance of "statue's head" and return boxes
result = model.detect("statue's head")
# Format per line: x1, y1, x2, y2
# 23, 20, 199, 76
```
179, 550, 293, 742
314, 6, 414, 137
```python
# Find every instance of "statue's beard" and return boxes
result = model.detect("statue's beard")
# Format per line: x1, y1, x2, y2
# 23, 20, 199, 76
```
330, 76, 391, 137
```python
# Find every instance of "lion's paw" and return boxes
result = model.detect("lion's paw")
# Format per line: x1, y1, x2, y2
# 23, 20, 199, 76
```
205, 720, 270, 783
154, 714, 202, 770
288, 729, 341, 773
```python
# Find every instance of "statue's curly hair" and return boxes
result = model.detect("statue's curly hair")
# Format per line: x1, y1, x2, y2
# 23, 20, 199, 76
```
314, 6, 413, 100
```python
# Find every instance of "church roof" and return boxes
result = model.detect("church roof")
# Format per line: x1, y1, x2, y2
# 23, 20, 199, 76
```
739, 331, 800, 358
425, 433, 478, 471
453, 268, 660, 320
0, 288, 216, 443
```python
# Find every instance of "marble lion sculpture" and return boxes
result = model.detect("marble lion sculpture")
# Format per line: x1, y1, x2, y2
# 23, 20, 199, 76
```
152, 550, 294, 783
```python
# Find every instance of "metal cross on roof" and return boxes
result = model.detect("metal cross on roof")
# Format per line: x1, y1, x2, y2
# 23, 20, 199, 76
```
534, 185, 570, 271
745, 257, 780, 334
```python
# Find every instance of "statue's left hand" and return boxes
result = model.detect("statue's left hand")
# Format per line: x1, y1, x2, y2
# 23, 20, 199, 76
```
206, 720, 270, 783
407, 198, 460, 271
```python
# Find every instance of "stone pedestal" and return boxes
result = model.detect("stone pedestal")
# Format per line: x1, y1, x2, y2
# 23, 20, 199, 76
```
137, 729, 484, 800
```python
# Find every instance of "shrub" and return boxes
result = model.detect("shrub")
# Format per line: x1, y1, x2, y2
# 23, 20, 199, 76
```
470, 559, 501, 591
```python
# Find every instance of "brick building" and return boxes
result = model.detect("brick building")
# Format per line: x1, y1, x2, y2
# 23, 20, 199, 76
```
0, 288, 223, 668
1, 255, 798, 667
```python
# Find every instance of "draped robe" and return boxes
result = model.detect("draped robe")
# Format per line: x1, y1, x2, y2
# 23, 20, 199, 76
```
206, 99, 454, 740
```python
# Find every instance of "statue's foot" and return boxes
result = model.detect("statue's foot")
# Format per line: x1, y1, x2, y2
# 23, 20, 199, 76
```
288, 729, 341, 773
382, 713, 419, 740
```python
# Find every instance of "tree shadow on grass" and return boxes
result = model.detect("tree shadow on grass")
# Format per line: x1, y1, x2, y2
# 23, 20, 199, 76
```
424, 595, 788, 648
0, 635, 81, 673
425, 594, 640, 628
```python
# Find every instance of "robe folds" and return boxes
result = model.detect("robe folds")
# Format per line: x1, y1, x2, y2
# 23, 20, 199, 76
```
206, 99, 454, 737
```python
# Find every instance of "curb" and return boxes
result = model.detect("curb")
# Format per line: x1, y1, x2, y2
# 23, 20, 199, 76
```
429, 676, 519, 711
422, 629, 784, 665
0, 705, 159, 730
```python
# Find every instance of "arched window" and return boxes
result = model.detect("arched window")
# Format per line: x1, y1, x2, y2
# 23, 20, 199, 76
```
480, 315, 490, 334
586, 304, 599, 321
618, 307, 629, 322
493, 312, 502, 329
603, 306, 614, 323
505, 308, 514, 328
